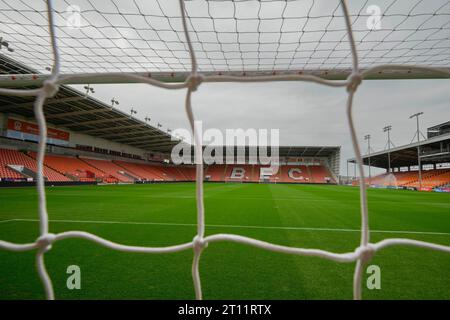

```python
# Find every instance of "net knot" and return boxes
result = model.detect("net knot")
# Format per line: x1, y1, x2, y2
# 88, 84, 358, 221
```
36, 233, 56, 252
346, 72, 362, 93
355, 244, 375, 262
42, 80, 59, 98
193, 235, 208, 251
187, 74, 204, 92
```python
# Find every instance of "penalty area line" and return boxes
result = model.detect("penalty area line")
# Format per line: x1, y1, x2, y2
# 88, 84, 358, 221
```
2, 218, 450, 236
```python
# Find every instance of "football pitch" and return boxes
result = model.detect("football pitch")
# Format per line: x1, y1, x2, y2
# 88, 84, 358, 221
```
0, 183, 449, 300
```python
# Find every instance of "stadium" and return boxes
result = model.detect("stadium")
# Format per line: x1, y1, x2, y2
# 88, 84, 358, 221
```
0, 0, 449, 303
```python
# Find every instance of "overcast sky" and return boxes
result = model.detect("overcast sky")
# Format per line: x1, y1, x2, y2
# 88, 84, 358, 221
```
74, 78, 450, 174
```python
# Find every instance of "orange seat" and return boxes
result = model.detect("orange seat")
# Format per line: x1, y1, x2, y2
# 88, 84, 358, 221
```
369, 169, 450, 188
1, 149, 69, 182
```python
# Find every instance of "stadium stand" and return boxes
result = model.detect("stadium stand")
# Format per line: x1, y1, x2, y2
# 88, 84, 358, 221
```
348, 123, 450, 191
29, 152, 104, 182
404, 170, 450, 189
113, 160, 164, 181
366, 171, 418, 186
80, 158, 135, 183
369, 169, 450, 189
2, 147, 338, 184
0, 148, 69, 181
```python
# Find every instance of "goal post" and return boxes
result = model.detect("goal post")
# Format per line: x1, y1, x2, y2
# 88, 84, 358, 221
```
1, 65, 449, 88
0, 0, 450, 301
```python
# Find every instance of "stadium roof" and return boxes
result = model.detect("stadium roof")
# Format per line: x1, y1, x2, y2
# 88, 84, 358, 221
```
1, 54, 341, 159
275, 146, 340, 158
0, 54, 179, 153
348, 133, 450, 169
214, 146, 340, 158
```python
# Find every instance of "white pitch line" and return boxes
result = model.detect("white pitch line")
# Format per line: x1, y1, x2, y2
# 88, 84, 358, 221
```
0, 219, 17, 224
2, 218, 450, 236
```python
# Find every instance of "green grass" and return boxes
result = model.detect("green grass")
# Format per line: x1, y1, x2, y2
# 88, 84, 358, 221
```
0, 183, 449, 300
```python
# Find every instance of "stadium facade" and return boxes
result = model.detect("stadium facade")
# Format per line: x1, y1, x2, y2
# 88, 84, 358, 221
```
0, 54, 340, 186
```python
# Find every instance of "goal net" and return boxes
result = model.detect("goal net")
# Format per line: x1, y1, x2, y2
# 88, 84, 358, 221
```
0, 0, 449, 300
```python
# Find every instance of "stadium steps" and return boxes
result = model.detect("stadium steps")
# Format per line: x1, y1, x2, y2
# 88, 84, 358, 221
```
204, 165, 211, 180
160, 166, 185, 181
6, 164, 37, 180
27, 151, 73, 180
182, 166, 196, 180
155, 166, 177, 181
77, 158, 103, 174
29, 152, 105, 181
324, 162, 338, 183
170, 167, 186, 180
222, 164, 228, 181
0, 149, 26, 179
1, 149, 70, 182
118, 170, 139, 182
32, 153, 87, 180
306, 165, 313, 183
113, 160, 163, 180
141, 165, 167, 181
78, 157, 133, 183
41, 153, 105, 181
64, 172, 80, 181
112, 161, 143, 180
22, 150, 72, 181
175, 167, 190, 180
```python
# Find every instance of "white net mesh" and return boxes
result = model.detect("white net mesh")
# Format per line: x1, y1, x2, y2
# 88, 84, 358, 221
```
1, 0, 450, 76
0, 0, 450, 300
